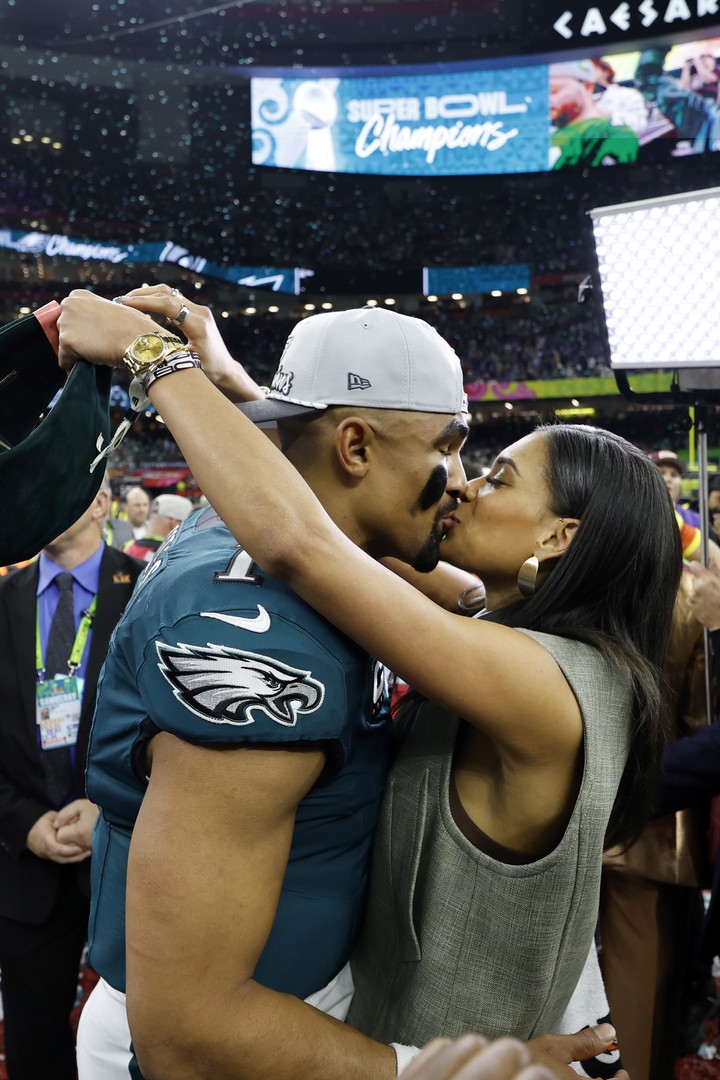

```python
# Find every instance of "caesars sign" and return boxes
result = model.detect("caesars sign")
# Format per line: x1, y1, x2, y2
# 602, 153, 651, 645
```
547, 0, 719, 40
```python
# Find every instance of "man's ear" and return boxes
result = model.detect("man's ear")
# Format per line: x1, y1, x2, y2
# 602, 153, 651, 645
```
536, 518, 580, 564
92, 488, 110, 521
334, 416, 375, 478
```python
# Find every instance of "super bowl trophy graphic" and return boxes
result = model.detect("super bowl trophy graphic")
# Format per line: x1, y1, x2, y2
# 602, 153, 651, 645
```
274, 80, 339, 171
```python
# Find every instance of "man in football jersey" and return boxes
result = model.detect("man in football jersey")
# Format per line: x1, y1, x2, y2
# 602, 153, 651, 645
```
550, 60, 639, 169
58, 290, 620, 1080
60, 295, 470, 1080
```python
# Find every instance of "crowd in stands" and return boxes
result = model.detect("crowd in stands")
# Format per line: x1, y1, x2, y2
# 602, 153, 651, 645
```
207, 294, 610, 388
0, 286, 608, 393
424, 294, 610, 383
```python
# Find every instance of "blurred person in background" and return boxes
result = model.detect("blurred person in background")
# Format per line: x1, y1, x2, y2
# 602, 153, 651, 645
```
124, 492, 194, 562
707, 475, 720, 539
600, 558, 711, 1080
591, 58, 648, 134
104, 494, 135, 552
649, 558, 720, 1058
550, 61, 639, 169
644, 46, 720, 152
0, 474, 142, 1080
122, 485, 151, 540
650, 450, 700, 528
679, 52, 720, 100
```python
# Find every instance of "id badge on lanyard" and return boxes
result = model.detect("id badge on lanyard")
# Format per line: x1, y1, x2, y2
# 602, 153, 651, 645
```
36, 676, 82, 750
35, 592, 95, 751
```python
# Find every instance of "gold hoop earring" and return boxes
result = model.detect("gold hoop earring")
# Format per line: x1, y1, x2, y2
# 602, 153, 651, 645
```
517, 556, 539, 599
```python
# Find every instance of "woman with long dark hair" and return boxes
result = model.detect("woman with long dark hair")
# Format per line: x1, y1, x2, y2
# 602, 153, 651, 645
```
346, 423, 681, 1048
59, 290, 681, 1065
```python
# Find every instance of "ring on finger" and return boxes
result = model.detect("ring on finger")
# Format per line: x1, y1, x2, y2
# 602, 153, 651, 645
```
171, 304, 189, 327
170, 287, 182, 298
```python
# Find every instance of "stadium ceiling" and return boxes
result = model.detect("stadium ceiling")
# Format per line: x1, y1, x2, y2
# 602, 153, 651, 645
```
0, 0, 542, 67
4, 1, 719, 66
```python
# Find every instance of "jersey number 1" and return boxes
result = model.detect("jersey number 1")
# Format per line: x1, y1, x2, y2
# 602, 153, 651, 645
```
214, 547, 262, 586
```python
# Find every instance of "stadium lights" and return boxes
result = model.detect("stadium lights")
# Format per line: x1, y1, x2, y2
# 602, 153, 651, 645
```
517, 288, 528, 295
321, 302, 333, 309
384, 298, 396, 305
571, 399, 579, 407
304, 303, 315, 311
451, 292, 463, 300
491, 290, 502, 297
504, 402, 513, 410
245, 307, 257, 314
220, 311, 229, 318
366, 299, 378, 307
590, 187, 720, 370
268, 305, 280, 313
426, 295, 438, 302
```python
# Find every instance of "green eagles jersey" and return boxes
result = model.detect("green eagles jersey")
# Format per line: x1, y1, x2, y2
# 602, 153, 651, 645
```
551, 117, 639, 168
86, 509, 392, 1000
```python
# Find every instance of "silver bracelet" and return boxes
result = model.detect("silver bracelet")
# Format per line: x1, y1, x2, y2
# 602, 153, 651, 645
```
141, 351, 202, 395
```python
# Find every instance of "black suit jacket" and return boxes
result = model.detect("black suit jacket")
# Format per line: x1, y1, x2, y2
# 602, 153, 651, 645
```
0, 544, 142, 926
657, 717, 720, 962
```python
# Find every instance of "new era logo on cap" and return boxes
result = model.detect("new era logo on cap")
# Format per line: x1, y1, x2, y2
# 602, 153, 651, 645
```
348, 373, 372, 391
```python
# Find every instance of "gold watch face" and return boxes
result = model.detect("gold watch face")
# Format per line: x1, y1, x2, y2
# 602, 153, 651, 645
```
131, 334, 165, 365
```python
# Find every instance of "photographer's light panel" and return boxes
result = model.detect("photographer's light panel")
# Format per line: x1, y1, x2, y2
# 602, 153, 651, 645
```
590, 188, 720, 370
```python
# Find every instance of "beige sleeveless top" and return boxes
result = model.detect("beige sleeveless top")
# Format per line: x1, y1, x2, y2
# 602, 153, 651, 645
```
347, 629, 632, 1044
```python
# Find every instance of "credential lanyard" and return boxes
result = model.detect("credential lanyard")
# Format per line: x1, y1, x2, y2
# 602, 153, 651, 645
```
35, 594, 98, 681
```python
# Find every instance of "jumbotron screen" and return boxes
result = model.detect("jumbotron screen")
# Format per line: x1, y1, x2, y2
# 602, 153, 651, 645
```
250, 33, 720, 176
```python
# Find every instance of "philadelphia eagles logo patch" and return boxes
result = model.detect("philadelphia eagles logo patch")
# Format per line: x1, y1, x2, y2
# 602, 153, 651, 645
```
156, 641, 325, 727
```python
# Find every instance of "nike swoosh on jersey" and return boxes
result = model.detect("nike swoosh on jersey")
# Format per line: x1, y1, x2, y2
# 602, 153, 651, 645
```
199, 607, 271, 633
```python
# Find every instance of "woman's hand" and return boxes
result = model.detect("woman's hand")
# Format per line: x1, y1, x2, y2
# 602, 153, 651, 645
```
525, 1025, 627, 1079
57, 290, 160, 372
685, 561, 720, 630
400, 1036, 554, 1080
115, 285, 266, 403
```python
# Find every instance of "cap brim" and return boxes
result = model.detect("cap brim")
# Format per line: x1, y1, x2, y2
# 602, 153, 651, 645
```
237, 397, 321, 427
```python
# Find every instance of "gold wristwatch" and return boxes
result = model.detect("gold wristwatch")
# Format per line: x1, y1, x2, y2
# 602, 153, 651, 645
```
122, 332, 188, 379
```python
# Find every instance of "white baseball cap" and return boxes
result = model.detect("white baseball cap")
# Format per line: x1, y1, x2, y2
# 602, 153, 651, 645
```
151, 494, 194, 521
239, 307, 468, 426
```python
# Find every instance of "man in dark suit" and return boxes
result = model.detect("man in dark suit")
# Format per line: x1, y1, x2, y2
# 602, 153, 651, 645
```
0, 476, 143, 1080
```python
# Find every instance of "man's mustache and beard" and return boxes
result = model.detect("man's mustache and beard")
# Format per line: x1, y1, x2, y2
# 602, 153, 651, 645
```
411, 464, 459, 574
